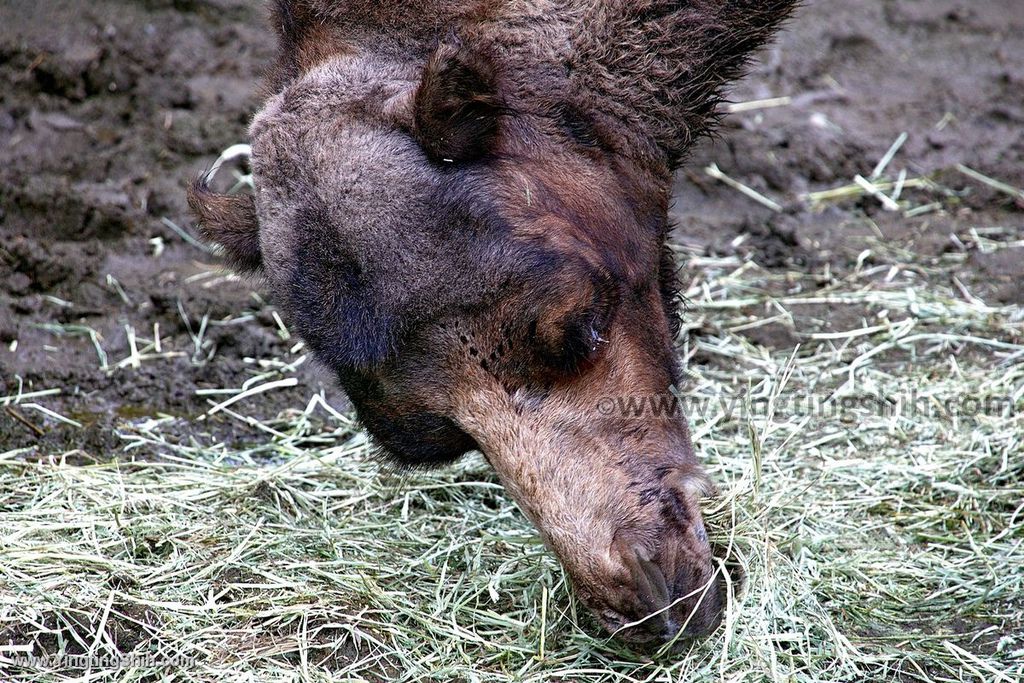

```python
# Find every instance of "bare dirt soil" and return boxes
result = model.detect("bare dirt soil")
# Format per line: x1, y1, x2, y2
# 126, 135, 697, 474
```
1, 2, 1021, 453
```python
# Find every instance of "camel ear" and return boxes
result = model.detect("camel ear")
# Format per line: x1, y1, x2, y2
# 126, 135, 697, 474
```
187, 178, 262, 273
569, 0, 798, 167
413, 43, 502, 162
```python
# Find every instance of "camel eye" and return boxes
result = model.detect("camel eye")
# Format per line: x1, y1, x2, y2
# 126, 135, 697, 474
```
527, 258, 619, 374
588, 325, 610, 353
572, 322, 610, 364
536, 311, 611, 373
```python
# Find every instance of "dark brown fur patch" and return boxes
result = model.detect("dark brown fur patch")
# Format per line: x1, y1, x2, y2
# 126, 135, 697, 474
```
413, 42, 503, 162
186, 178, 261, 273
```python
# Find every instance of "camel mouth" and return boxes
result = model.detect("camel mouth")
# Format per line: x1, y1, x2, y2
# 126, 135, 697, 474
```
577, 506, 727, 646
595, 552, 725, 645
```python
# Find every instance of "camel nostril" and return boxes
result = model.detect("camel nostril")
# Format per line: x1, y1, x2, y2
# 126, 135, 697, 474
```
634, 553, 671, 608
674, 570, 727, 640
601, 609, 626, 631
663, 617, 682, 642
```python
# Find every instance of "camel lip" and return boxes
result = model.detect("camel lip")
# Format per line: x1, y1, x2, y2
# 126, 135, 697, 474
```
586, 547, 726, 646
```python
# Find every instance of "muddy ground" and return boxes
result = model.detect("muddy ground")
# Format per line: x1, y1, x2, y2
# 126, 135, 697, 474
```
0, 0, 1022, 454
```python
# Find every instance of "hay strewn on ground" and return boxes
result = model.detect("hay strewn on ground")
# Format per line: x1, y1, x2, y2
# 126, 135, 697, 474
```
2, 154, 1023, 682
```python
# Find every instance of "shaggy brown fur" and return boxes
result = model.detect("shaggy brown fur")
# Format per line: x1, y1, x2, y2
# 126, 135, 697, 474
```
190, 0, 797, 645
